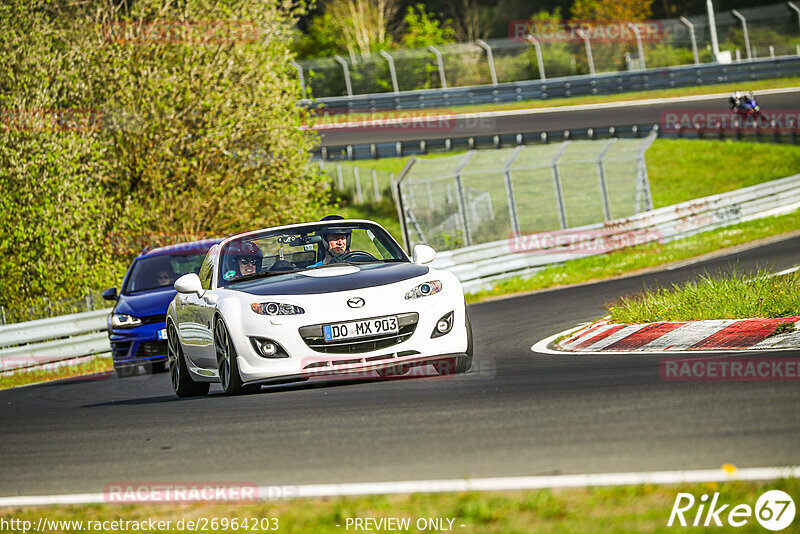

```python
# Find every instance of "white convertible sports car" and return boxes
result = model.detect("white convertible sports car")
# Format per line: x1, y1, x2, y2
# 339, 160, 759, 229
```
166, 218, 473, 396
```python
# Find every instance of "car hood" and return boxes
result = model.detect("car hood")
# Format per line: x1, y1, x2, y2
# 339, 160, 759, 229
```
114, 287, 177, 317
228, 262, 430, 296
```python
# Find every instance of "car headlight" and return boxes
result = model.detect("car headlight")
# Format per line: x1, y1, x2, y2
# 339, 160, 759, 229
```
405, 280, 442, 299
110, 313, 142, 328
251, 302, 305, 315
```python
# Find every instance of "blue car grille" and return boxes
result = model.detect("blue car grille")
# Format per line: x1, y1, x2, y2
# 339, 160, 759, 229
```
136, 340, 167, 358
111, 341, 133, 360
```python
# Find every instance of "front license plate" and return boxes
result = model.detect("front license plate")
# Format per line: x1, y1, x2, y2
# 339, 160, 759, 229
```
157, 328, 167, 340
324, 316, 399, 342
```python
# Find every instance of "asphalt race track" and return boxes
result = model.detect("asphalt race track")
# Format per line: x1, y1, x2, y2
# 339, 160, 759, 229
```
1, 235, 799, 498
316, 88, 800, 147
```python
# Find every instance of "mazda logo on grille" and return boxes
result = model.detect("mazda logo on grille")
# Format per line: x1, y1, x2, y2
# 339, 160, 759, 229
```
347, 297, 365, 308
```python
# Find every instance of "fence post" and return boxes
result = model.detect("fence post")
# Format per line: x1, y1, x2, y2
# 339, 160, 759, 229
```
551, 142, 571, 229
372, 169, 382, 201
353, 166, 363, 203
0, 305, 5, 325
626, 23, 647, 70
394, 157, 419, 252
503, 145, 524, 235
428, 45, 447, 89
679, 17, 700, 65
379, 50, 400, 94
336, 162, 344, 190
597, 138, 616, 221
790, 2, 800, 32
525, 35, 546, 81
636, 132, 658, 212
334, 55, 353, 97
476, 40, 498, 86
576, 29, 595, 76
290, 60, 307, 99
454, 151, 476, 246
731, 10, 752, 61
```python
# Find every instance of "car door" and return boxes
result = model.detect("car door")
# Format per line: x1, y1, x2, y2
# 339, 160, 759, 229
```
177, 245, 218, 370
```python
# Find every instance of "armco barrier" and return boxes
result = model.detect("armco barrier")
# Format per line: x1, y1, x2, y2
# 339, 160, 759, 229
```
431, 173, 800, 293
307, 56, 800, 112
314, 122, 800, 161
0, 308, 111, 372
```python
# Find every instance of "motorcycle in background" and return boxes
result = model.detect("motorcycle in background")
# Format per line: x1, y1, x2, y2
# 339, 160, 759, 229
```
729, 91, 761, 122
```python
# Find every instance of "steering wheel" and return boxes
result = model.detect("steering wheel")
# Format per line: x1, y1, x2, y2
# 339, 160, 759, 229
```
330, 251, 378, 263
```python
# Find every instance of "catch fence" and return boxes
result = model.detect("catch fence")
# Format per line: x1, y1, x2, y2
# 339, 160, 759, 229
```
395, 134, 656, 251
297, 2, 800, 99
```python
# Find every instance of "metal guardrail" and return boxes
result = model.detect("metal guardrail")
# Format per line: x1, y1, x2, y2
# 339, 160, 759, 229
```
314, 121, 800, 161
431, 173, 800, 293
0, 308, 111, 372
307, 56, 800, 112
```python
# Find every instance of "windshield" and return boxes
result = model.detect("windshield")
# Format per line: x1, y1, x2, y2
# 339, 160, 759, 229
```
218, 222, 407, 286
123, 252, 209, 294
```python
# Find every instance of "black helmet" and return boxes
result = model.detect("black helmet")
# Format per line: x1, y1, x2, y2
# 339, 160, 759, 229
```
224, 240, 263, 277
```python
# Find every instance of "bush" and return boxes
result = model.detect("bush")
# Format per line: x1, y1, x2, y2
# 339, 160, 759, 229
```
0, 0, 330, 313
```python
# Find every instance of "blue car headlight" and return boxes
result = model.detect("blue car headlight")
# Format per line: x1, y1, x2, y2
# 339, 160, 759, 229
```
251, 302, 305, 315
405, 280, 442, 300
110, 313, 142, 328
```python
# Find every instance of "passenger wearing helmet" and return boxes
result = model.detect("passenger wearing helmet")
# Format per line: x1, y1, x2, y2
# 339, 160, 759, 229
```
223, 241, 263, 281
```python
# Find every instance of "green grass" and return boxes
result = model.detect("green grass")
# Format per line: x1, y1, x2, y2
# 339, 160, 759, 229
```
647, 140, 800, 208
329, 139, 800, 211
609, 269, 800, 323
309, 76, 800, 122
0, 356, 113, 391
465, 209, 800, 303
3, 478, 797, 532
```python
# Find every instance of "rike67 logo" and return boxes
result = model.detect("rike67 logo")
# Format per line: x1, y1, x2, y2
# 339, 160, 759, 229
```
668, 490, 796, 531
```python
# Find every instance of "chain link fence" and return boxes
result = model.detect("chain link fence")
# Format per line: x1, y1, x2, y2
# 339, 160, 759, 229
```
297, 2, 800, 99
395, 134, 656, 251
318, 161, 396, 204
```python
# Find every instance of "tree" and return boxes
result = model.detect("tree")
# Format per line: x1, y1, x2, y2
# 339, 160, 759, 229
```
326, 0, 400, 60
570, 0, 654, 21
0, 0, 329, 309
401, 4, 456, 49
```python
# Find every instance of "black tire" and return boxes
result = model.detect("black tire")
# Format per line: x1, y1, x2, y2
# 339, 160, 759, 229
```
115, 365, 137, 379
215, 318, 259, 396
435, 308, 473, 375
145, 361, 168, 374
167, 323, 210, 397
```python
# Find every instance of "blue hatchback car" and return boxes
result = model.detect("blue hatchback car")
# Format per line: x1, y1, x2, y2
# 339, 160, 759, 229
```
103, 238, 221, 378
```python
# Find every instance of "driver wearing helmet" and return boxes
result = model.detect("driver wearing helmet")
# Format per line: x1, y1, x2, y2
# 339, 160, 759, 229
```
308, 229, 350, 267
224, 241, 263, 281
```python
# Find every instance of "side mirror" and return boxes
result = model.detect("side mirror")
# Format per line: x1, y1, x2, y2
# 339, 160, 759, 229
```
102, 287, 118, 301
412, 244, 436, 265
174, 273, 204, 298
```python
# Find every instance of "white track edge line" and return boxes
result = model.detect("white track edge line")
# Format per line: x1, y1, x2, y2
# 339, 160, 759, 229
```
2, 466, 797, 507
308, 87, 800, 130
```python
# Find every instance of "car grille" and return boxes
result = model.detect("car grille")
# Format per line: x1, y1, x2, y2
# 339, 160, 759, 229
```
136, 340, 167, 358
110, 341, 132, 360
140, 314, 165, 325
298, 312, 419, 354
